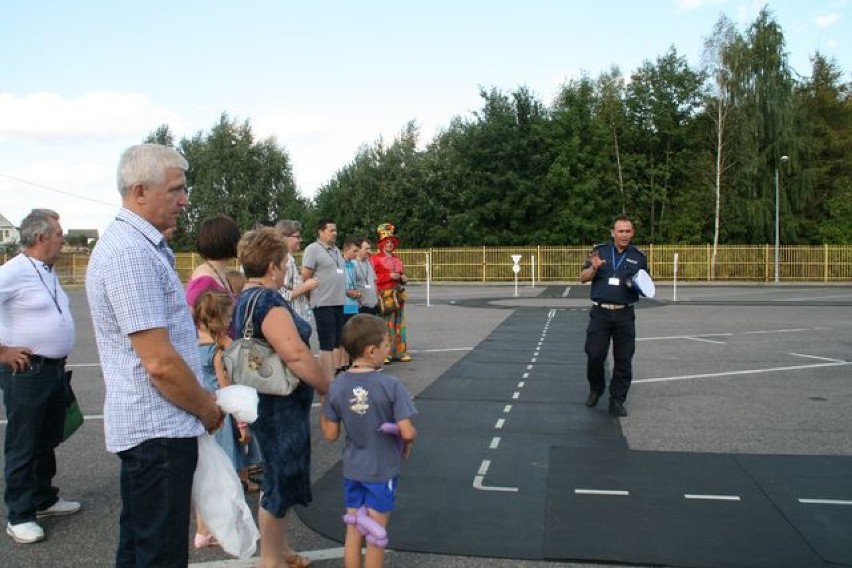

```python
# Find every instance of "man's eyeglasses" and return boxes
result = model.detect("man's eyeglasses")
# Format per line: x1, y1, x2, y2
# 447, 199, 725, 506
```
288, 233, 302, 239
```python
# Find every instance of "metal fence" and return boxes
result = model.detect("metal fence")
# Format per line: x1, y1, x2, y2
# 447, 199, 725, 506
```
5, 245, 852, 285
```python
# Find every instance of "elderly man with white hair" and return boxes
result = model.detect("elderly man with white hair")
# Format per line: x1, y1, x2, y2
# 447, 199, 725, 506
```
87, 144, 223, 567
0, 208, 80, 545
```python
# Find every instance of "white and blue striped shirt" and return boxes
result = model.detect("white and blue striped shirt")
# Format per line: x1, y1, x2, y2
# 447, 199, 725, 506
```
86, 208, 204, 453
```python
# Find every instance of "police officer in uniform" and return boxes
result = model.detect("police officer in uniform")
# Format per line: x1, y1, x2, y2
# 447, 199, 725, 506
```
579, 214, 648, 417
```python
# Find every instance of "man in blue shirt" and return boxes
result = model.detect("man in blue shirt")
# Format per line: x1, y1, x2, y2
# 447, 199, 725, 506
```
579, 215, 649, 417
86, 144, 223, 567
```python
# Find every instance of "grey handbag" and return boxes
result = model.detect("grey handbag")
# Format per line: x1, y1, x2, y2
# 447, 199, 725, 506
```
222, 288, 300, 396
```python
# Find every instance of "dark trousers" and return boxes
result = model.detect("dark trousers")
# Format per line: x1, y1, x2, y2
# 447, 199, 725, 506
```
116, 437, 197, 568
0, 361, 65, 524
584, 305, 636, 403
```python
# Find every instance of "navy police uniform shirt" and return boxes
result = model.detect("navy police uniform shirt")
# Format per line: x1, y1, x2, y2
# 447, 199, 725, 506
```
583, 243, 648, 305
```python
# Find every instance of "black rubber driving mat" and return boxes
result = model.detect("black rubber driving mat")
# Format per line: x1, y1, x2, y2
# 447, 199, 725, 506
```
299, 306, 852, 566
543, 447, 846, 567
299, 308, 626, 558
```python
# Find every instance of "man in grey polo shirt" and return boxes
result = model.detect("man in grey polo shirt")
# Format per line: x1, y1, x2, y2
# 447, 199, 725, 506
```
86, 144, 223, 567
302, 218, 346, 381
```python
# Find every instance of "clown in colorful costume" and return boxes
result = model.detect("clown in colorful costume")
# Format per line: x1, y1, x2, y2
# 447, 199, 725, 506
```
369, 223, 411, 363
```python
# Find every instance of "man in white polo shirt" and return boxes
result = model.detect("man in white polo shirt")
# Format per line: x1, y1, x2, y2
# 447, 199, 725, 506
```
0, 209, 80, 545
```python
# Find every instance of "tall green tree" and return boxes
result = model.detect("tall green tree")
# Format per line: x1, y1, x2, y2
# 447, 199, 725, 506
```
725, 7, 799, 243
548, 74, 620, 244
625, 46, 706, 241
795, 53, 852, 242
174, 114, 306, 250
703, 15, 741, 270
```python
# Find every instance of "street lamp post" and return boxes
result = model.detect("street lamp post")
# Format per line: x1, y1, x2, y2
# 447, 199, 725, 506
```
774, 154, 789, 283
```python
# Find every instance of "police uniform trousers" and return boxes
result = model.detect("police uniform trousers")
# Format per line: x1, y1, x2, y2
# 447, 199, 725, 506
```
584, 304, 635, 403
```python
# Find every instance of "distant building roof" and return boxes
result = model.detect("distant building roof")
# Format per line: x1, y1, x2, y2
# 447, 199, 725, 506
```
0, 214, 15, 228
66, 229, 99, 239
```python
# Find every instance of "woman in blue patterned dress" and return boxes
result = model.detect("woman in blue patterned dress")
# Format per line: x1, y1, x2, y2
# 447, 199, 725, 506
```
235, 227, 329, 568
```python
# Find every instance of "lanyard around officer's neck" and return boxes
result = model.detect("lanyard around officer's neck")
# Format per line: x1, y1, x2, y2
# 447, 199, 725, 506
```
611, 246, 628, 273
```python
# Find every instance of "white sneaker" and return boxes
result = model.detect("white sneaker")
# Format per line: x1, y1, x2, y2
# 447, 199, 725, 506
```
6, 521, 45, 544
36, 498, 81, 518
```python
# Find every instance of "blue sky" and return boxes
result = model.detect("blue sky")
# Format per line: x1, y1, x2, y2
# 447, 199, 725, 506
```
1, 0, 849, 234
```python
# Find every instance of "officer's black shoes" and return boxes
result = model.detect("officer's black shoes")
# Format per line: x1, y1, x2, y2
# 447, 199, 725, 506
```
609, 400, 628, 417
585, 391, 602, 407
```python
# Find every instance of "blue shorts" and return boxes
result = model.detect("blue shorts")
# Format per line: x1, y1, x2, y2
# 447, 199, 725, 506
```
344, 477, 398, 513
313, 306, 344, 351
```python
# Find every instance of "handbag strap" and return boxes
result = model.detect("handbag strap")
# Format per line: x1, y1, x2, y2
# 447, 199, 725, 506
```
238, 288, 264, 340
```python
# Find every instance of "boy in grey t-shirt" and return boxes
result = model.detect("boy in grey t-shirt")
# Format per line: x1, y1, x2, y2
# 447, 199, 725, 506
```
321, 314, 417, 566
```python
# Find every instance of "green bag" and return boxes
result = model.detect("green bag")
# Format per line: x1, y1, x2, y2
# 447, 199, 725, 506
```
63, 370, 83, 441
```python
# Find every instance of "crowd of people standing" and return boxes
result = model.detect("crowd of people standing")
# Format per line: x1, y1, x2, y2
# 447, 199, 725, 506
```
0, 143, 418, 567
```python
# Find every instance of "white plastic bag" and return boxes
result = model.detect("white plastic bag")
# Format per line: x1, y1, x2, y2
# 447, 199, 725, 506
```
216, 384, 259, 423
192, 435, 259, 558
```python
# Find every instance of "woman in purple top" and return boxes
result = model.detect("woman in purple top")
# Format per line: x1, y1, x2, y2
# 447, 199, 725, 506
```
185, 215, 241, 306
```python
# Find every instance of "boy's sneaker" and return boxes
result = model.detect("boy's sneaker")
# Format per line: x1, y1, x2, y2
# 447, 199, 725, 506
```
36, 498, 81, 518
6, 521, 45, 544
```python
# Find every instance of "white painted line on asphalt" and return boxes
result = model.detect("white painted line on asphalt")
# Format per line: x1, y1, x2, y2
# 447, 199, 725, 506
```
409, 347, 474, 353
640, 327, 823, 344
562, 287, 571, 297
495, 418, 506, 429
473, 460, 519, 493
3, 413, 107, 426
473, 476, 519, 492
685, 494, 741, 501
686, 337, 727, 345
530, 357, 537, 363
634, 361, 852, 385
742, 328, 811, 334
512, 392, 520, 399
503, 405, 512, 413
477, 460, 490, 476
799, 498, 852, 506
575, 489, 630, 496
781, 293, 852, 302
526, 364, 533, 370
489, 437, 501, 449
517, 381, 525, 388
522, 372, 529, 379
190, 547, 346, 567
639, 333, 732, 342
789, 352, 846, 363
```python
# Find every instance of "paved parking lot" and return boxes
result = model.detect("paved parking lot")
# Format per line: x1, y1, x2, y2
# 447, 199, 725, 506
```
1, 284, 850, 567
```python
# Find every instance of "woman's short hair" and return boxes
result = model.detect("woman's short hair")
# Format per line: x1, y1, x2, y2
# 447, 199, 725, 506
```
238, 227, 288, 278
196, 215, 240, 260
275, 219, 302, 236
117, 144, 188, 197
341, 314, 387, 360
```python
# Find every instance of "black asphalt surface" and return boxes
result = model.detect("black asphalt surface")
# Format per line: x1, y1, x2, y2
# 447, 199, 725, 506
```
1, 283, 851, 567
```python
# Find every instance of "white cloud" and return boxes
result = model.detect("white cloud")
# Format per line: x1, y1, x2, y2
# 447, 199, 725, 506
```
674, 0, 727, 12
814, 13, 840, 28
0, 91, 183, 140
251, 111, 431, 197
